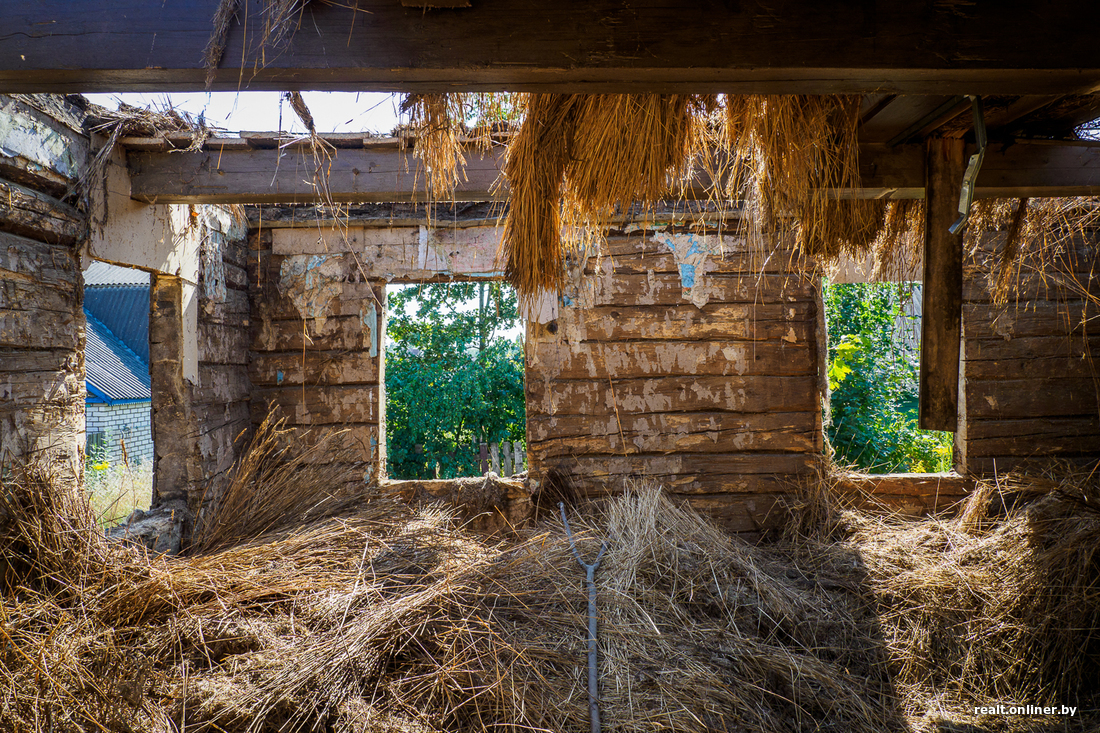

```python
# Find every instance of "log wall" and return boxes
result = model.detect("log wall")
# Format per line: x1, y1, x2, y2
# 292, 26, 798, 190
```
248, 229, 386, 474
149, 207, 251, 516
0, 95, 88, 487
525, 228, 824, 532
959, 230, 1100, 474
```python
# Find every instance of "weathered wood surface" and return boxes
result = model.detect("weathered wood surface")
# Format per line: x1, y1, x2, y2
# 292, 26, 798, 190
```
128, 145, 507, 205
833, 472, 974, 499
966, 432, 1100, 458
148, 216, 254, 512
383, 475, 532, 533
197, 323, 250, 365
253, 314, 378, 353
194, 364, 251, 405
587, 273, 816, 307
271, 225, 504, 279
528, 341, 814, 380
964, 378, 1099, 419
531, 411, 817, 456
919, 137, 965, 432
962, 301, 1100, 340
830, 473, 973, 517
964, 416, 1100, 441
0, 232, 81, 350
250, 386, 381, 425
963, 333, 1100, 361
276, 425, 380, 464
199, 287, 250, 327
0, 179, 85, 245
563, 303, 814, 342
675, 493, 789, 534
250, 351, 381, 387
124, 138, 1100, 204
963, 355, 1098, 381
6, 1, 1100, 94
959, 232, 1100, 475
0, 95, 88, 196
528, 376, 818, 416
0, 359, 84, 484
273, 226, 417, 255
191, 401, 251, 465
527, 228, 822, 510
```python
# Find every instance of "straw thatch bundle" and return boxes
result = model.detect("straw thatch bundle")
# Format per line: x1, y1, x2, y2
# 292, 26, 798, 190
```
490, 93, 925, 301
500, 93, 716, 300
2, 436, 1099, 731
965, 196, 1100, 305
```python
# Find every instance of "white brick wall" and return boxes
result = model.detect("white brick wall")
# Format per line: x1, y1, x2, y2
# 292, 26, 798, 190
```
86, 400, 153, 466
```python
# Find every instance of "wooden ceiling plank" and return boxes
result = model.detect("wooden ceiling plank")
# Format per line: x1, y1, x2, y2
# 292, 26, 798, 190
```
884, 96, 970, 147
4, 1, 1100, 94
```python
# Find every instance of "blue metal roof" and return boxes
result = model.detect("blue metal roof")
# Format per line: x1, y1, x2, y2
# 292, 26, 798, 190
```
83, 261, 150, 287
84, 310, 151, 404
83, 285, 150, 363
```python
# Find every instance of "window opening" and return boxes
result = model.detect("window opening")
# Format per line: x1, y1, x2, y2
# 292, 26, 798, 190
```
823, 280, 954, 473
385, 281, 526, 479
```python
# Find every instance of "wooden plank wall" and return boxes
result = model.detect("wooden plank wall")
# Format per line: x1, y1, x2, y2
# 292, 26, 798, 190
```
194, 212, 252, 499
149, 208, 252, 513
960, 230, 1100, 474
0, 95, 88, 487
248, 229, 385, 474
526, 227, 823, 533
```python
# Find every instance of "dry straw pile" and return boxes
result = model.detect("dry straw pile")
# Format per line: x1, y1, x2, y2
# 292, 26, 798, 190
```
2, 424, 1099, 732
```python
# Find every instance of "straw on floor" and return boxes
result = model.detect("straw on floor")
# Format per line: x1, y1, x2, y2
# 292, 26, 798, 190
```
1, 427, 1098, 731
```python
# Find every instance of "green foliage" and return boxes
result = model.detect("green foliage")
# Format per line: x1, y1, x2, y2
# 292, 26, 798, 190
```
385, 282, 525, 479
824, 282, 953, 473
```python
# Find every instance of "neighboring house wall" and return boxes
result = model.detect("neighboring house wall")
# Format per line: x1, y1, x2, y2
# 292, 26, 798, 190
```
0, 95, 89, 488
86, 400, 153, 465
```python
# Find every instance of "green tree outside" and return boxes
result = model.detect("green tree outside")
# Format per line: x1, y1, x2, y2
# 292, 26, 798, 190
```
824, 282, 953, 473
385, 282, 525, 479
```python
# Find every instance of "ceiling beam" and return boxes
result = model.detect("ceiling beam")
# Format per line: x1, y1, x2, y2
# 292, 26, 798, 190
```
4, 1, 1100, 94
123, 138, 1100, 205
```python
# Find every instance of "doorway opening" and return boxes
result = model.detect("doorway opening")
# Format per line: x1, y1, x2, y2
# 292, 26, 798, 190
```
384, 281, 526, 480
82, 260, 153, 524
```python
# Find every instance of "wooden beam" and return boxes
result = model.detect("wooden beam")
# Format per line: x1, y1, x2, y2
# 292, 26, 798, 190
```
124, 138, 1100, 204
919, 138, 966, 432
3, 1, 1100, 94
127, 141, 509, 204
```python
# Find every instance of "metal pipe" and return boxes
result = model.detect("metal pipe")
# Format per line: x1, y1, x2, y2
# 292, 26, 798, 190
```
560, 502, 607, 733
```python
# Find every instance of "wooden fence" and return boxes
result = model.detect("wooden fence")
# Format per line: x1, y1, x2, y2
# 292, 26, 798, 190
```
474, 441, 527, 477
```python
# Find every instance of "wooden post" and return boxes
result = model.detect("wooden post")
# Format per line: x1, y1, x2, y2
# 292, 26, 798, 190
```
502, 441, 513, 477
490, 442, 501, 475
920, 137, 966, 432
515, 443, 525, 473
479, 442, 489, 474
